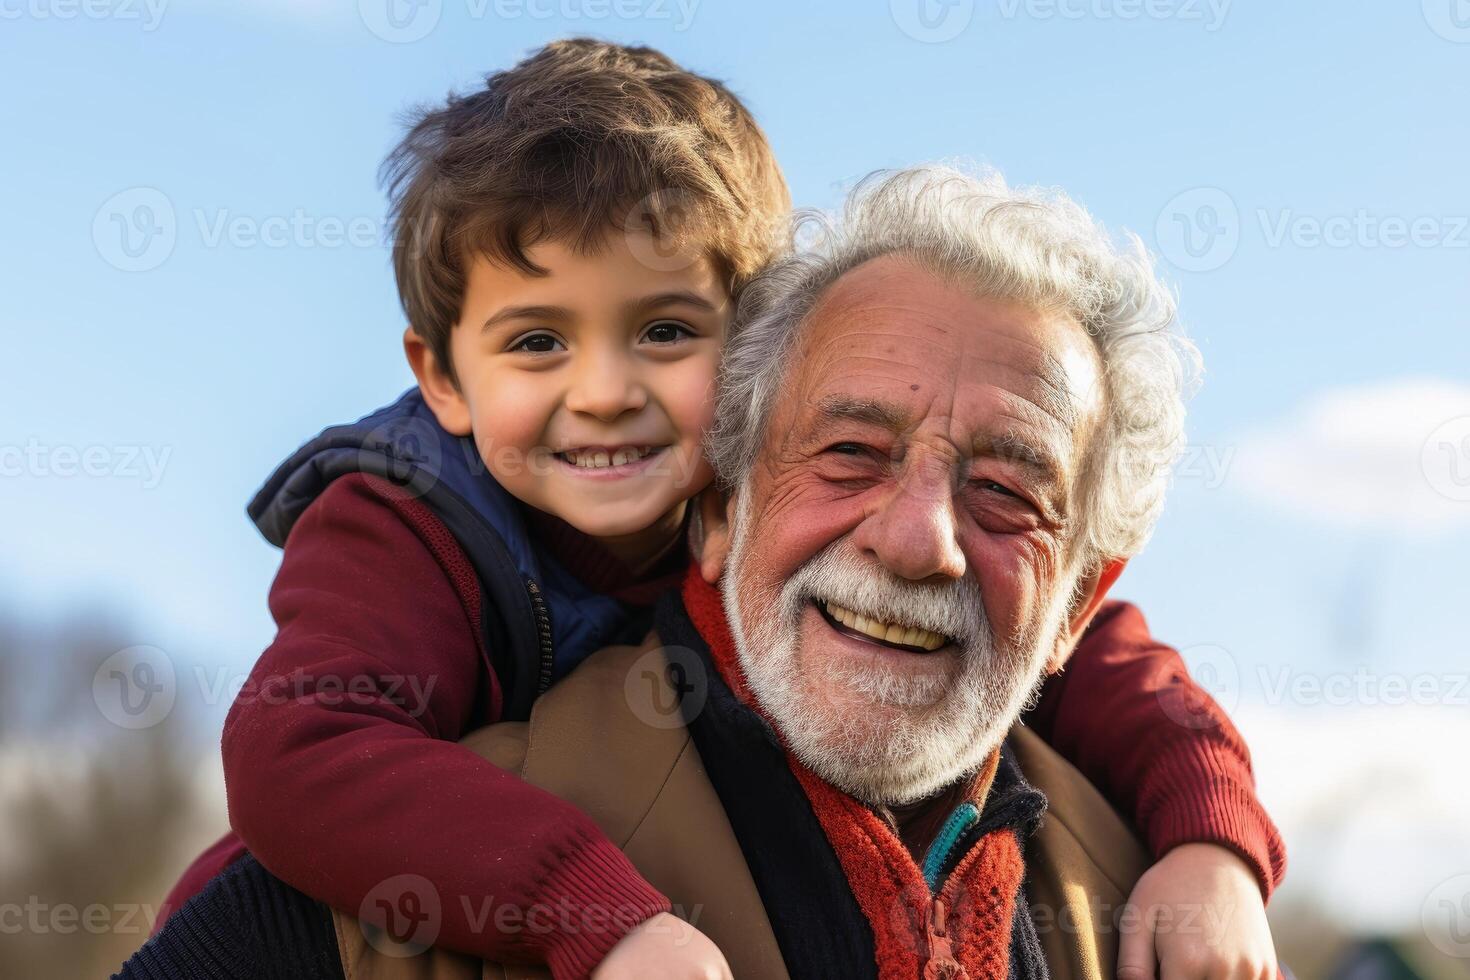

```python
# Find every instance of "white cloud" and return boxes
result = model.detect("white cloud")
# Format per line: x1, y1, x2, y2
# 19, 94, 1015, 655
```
1226, 378, 1470, 531
1235, 703, 1470, 937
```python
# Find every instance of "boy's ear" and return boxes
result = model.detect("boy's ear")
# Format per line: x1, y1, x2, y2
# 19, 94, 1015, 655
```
1047, 557, 1127, 674
696, 488, 735, 585
403, 327, 472, 436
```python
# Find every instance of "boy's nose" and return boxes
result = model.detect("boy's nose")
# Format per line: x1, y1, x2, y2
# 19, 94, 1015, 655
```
564, 358, 649, 421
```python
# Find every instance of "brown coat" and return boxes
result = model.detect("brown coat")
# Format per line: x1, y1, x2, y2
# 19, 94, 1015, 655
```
332, 636, 1150, 980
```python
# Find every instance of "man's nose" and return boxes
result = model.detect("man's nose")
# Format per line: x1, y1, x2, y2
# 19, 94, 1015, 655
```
564, 349, 648, 421
850, 460, 967, 582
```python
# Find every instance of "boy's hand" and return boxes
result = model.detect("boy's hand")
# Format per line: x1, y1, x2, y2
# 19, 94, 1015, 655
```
1119, 842, 1278, 980
591, 912, 732, 980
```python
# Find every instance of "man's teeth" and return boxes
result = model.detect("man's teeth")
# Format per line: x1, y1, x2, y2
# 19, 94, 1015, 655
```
821, 601, 948, 651
559, 447, 655, 468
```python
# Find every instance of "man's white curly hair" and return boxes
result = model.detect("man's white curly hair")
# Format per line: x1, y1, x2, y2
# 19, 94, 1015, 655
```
708, 164, 1201, 568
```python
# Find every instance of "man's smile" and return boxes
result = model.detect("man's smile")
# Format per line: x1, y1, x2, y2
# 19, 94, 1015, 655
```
812, 598, 954, 654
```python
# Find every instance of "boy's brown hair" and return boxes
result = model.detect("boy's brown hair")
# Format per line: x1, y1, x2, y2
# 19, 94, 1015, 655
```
382, 38, 791, 382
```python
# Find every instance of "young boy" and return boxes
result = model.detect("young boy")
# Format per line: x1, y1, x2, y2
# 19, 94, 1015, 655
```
158, 39, 1284, 978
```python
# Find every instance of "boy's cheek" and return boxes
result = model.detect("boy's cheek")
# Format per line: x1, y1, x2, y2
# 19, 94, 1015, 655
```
465, 386, 554, 473
658, 353, 721, 435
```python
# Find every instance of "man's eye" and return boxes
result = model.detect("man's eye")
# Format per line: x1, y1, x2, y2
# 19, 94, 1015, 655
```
829, 443, 868, 456
509, 332, 564, 354
641, 320, 693, 345
977, 479, 1018, 498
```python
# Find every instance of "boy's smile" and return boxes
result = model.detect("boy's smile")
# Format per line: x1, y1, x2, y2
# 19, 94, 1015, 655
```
408, 227, 731, 568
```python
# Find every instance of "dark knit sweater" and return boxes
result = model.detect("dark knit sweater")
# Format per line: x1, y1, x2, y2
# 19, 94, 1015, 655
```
116, 854, 341, 980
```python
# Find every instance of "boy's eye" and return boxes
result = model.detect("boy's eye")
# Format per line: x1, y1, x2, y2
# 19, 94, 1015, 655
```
641, 320, 694, 345
509, 332, 565, 354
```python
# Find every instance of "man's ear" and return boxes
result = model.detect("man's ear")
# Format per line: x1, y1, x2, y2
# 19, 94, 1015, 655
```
403, 327, 472, 436
697, 487, 735, 585
1047, 557, 1127, 673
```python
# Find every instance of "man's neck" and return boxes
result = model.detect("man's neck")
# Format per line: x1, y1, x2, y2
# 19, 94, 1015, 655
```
881, 749, 1003, 863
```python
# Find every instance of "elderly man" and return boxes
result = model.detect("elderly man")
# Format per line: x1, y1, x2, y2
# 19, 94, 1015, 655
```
118, 167, 1276, 980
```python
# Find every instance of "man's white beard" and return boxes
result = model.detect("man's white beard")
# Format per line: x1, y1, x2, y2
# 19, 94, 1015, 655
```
722, 492, 1075, 806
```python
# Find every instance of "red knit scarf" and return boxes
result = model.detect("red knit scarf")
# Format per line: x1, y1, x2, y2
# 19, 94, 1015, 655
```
680, 567, 1025, 980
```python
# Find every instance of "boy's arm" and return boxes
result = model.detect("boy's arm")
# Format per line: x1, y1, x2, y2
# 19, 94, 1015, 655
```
222, 473, 669, 978
1022, 600, 1287, 898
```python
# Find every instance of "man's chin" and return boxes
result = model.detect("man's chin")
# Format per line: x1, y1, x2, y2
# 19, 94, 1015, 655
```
747, 604, 998, 806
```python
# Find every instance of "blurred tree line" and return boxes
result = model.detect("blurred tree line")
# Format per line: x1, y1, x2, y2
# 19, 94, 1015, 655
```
0, 603, 224, 977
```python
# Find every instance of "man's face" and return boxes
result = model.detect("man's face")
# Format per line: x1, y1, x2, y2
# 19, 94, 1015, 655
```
720, 254, 1107, 805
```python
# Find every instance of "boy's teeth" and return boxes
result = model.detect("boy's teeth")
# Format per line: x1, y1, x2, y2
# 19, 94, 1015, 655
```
822, 600, 948, 651
562, 447, 653, 468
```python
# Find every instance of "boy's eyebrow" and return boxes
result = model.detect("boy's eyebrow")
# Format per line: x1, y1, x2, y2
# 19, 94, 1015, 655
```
480, 292, 718, 333
480, 304, 571, 332
624, 291, 721, 316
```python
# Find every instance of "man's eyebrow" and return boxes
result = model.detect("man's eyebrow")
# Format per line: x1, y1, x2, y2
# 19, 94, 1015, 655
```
480, 304, 571, 333
814, 395, 910, 432
623, 291, 720, 317
975, 430, 1067, 486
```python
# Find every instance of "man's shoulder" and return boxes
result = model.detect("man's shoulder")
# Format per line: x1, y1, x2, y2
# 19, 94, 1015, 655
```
1009, 726, 1151, 890
459, 632, 679, 779
1009, 725, 1151, 980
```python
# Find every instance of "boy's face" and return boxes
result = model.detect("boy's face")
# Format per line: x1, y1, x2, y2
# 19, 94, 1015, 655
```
414, 229, 730, 542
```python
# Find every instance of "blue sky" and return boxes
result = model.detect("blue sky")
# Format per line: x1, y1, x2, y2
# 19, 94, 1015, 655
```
3, 0, 1469, 932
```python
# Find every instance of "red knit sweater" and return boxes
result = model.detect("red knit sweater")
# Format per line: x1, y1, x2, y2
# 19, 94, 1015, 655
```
159, 473, 1285, 979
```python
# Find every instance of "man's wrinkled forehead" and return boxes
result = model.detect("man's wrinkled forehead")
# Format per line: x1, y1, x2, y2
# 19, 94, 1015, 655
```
790, 255, 1102, 437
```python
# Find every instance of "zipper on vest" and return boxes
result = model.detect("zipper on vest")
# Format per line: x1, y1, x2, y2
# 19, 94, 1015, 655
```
923, 894, 968, 980
922, 819, 990, 980
525, 579, 554, 695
